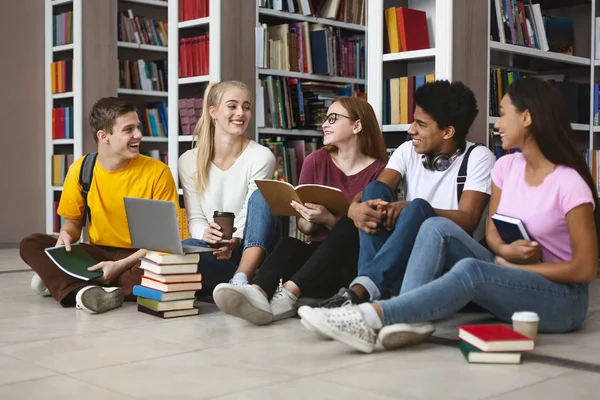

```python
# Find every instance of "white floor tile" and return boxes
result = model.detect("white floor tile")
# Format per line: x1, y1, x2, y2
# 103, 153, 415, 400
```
0, 375, 135, 399
490, 371, 599, 400
0, 354, 56, 386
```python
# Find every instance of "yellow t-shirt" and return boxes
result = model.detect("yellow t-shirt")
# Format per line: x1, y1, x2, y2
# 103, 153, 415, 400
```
58, 155, 178, 248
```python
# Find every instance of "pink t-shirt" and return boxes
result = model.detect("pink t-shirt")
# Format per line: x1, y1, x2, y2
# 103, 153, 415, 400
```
299, 149, 386, 242
492, 153, 595, 263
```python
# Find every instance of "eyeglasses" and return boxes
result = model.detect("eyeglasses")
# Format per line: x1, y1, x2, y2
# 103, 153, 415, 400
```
321, 113, 355, 125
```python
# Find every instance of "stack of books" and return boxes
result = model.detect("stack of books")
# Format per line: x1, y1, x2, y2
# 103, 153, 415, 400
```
133, 251, 202, 319
457, 324, 535, 364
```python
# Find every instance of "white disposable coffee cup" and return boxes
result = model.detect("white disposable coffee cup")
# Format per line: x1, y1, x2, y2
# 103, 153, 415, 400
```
512, 311, 540, 340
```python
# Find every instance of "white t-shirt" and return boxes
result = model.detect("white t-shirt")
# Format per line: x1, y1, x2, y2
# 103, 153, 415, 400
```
387, 141, 496, 239
178, 141, 276, 240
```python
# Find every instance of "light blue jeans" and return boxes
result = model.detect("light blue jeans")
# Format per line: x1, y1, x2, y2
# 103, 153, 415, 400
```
182, 190, 281, 294
376, 217, 589, 333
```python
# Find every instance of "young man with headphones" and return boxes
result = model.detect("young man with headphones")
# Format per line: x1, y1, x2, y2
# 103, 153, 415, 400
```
318, 80, 496, 307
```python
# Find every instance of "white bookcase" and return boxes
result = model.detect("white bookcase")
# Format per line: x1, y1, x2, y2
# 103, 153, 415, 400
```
367, 0, 454, 135
168, 0, 220, 193
486, 0, 598, 156
45, 0, 82, 234
254, 0, 367, 141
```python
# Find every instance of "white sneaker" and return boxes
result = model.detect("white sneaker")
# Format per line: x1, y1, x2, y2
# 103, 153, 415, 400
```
270, 280, 298, 321
300, 305, 377, 353
297, 305, 332, 340
30, 274, 51, 297
213, 282, 273, 325
378, 322, 436, 350
75, 286, 124, 314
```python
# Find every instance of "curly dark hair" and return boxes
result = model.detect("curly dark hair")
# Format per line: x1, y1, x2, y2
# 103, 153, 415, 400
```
413, 80, 478, 151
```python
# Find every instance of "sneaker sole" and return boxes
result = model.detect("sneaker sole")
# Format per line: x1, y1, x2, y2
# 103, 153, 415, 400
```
300, 307, 374, 353
76, 287, 124, 314
213, 287, 273, 325
272, 307, 298, 322
379, 324, 435, 350
298, 307, 332, 340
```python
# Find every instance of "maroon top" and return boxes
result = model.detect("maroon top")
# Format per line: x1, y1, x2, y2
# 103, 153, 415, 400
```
298, 149, 386, 242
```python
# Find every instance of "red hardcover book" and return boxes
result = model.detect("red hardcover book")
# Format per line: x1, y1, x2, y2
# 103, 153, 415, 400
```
458, 324, 535, 352
397, 7, 430, 52
407, 76, 415, 123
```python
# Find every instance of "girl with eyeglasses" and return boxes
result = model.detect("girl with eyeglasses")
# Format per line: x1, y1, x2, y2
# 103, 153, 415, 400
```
213, 96, 388, 325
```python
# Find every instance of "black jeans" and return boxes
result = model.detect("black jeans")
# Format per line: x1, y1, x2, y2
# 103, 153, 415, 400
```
253, 216, 359, 299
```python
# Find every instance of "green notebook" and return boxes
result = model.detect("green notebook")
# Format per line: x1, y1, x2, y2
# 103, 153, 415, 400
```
44, 244, 103, 281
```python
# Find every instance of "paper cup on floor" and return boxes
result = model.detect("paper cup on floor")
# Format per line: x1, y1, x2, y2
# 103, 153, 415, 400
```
512, 311, 540, 340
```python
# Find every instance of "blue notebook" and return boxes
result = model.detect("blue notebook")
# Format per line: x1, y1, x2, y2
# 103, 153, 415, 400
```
491, 214, 532, 243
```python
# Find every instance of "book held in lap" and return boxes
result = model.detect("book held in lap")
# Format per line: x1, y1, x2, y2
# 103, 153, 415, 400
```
44, 244, 103, 281
255, 179, 349, 217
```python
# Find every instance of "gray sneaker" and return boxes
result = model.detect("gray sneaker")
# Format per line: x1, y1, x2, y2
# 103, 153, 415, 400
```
378, 322, 436, 350
213, 282, 273, 325
30, 274, 51, 297
269, 280, 298, 321
75, 286, 124, 314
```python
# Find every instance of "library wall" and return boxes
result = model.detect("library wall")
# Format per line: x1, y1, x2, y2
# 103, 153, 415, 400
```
0, 0, 45, 246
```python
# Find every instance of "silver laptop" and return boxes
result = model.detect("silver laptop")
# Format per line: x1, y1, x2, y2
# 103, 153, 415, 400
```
124, 197, 213, 254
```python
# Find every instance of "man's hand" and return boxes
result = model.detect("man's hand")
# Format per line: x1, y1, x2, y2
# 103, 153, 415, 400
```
88, 261, 122, 284
291, 201, 336, 226
55, 231, 73, 251
348, 199, 387, 234
380, 201, 410, 230
498, 240, 542, 264
212, 237, 240, 260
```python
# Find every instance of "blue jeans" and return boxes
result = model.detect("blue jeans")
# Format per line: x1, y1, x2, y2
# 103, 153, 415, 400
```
377, 217, 589, 333
182, 190, 281, 294
351, 181, 437, 300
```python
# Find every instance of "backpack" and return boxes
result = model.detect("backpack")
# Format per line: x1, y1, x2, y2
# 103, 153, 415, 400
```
456, 143, 483, 203
79, 152, 98, 227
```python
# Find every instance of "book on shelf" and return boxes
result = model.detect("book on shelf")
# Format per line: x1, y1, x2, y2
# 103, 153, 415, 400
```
459, 340, 522, 364
144, 250, 200, 265
52, 107, 74, 139
384, 7, 430, 53
255, 179, 349, 217
178, 98, 203, 136
51, 154, 74, 186
179, 0, 209, 22
118, 10, 168, 47
383, 74, 434, 125
458, 324, 535, 352
491, 213, 532, 243
133, 285, 197, 301
50, 60, 73, 94
179, 35, 209, 77
119, 59, 168, 92
137, 304, 199, 319
257, 22, 365, 79
53, 11, 73, 46
44, 244, 103, 281
138, 101, 168, 138
258, 0, 366, 25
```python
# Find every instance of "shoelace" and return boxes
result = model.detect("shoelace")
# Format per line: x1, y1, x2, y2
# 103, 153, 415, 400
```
229, 279, 248, 287
271, 279, 286, 301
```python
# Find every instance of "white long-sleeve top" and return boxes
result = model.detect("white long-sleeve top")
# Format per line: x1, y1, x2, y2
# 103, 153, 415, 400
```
178, 141, 276, 240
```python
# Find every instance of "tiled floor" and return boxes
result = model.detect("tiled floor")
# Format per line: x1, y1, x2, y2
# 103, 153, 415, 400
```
1, 248, 599, 399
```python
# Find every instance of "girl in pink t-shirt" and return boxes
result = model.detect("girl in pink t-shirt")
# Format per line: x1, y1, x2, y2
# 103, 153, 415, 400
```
299, 78, 600, 353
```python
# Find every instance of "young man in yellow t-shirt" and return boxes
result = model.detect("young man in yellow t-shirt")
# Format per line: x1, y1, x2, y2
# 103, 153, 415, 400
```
20, 97, 178, 314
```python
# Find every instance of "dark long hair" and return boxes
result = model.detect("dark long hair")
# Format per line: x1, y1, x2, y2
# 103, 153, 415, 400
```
507, 77, 600, 243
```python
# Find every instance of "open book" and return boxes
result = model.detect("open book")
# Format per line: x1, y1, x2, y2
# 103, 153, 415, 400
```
255, 179, 350, 217
491, 213, 532, 243
44, 244, 103, 281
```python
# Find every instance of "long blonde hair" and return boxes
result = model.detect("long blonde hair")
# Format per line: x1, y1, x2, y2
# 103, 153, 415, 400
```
192, 80, 252, 196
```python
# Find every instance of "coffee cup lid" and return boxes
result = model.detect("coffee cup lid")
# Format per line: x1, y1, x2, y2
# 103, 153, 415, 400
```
213, 211, 235, 218
511, 311, 540, 322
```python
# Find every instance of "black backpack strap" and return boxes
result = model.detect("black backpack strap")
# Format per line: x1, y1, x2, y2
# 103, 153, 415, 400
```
456, 144, 482, 204
79, 152, 98, 227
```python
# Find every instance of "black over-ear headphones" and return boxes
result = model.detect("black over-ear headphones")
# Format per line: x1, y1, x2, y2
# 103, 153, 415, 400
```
421, 149, 462, 172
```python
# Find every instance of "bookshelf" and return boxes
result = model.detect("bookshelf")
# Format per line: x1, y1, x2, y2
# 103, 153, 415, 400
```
367, 0, 489, 150
45, 0, 82, 234
117, 0, 169, 166
486, 0, 598, 166
254, 0, 368, 141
